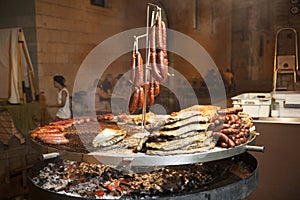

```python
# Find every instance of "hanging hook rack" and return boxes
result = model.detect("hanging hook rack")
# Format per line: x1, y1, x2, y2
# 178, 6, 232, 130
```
130, 3, 162, 128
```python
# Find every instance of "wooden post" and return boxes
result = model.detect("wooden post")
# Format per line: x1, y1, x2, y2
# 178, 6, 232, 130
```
17, 31, 25, 104
19, 29, 38, 101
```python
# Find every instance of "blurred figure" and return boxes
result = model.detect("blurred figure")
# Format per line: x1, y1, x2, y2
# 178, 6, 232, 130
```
223, 68, 234, 93
101, 74, 114, 95
96, 80, 111, 113
48, 75, 71, 121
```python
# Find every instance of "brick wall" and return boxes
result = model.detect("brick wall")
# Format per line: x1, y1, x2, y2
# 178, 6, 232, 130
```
0, 0, 38, 79
231, 0, 300, 87
160, 0, 233, 81
35, 0, 146, 119
35, 0, 233, 119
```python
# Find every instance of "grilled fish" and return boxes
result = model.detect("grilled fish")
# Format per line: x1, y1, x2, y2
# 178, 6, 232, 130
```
92, 128, 126, 147
159, 123, 210, 137
146, 132, 207, 151
170, 105, 218, 119
146, 143, 215, 155
163, 115, 210, 130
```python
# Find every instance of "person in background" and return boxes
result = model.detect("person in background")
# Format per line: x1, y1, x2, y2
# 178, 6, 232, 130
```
48, 75, 71, 121
95, 80, 111, 112
101, 74, 114, 95
223, 68, 235, 93
97, 74, 115, 113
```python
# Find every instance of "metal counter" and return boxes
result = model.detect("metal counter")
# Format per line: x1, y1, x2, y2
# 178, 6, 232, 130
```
254, 117, 300, 125
247, 118, 300, 200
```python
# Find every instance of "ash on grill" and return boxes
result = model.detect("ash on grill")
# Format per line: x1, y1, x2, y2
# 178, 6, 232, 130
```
32, 160, 218, 199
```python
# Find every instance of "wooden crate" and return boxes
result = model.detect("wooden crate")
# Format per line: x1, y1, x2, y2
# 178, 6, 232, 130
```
0, 110, 25, 145
0, 136, 41, 199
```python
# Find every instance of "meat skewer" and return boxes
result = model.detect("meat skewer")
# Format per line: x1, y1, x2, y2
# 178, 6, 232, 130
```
128, 12, 168, 114
129, 87, 140, 114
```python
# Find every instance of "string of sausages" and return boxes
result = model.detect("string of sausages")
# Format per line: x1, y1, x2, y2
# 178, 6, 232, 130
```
129, 16, 168, 114
210, 107, 253, 148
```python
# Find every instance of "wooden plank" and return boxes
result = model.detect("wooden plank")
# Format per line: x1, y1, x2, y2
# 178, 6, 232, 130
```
0, 172, 29, 199
17, 32, 25, 104
20, 30, 38, 101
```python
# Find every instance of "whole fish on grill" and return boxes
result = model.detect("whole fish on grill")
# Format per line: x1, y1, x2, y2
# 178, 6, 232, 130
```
92, 128, 126, 147
146, 142, 215, 155
159, 123, 210, 137
162, 115, 210, 130
170, 105, 218, 119
146, 132, 208, 151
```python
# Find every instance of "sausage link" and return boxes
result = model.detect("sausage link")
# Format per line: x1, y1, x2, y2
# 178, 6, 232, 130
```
234, 138, 241, 145
213, 132, 235, 148
161, 20, 167, 55
239, 136, 246, 143
227, 138, 236, 147
137, 87, 144, 109
147, 83, 155, 107
156, 17, 163, 51
154, 81, 160, 96
45, 138, 70, 145
157, 50, 168, 82
235, 132, 245, 138
212, 132, 229, 143
228, 135, 236, 141
243, 131, 249, 138
130, 54, 136, 84
150, 52, 164, 82
135, 51, 144, 87
150, 25, 156, 53
128, 87, 140, 114
221, 128, 239, 135
222, 123, 230, 129
230, 123, 240, 129
225, 114, 239, 124
218, 107, 243, 115
220, 142, 228, 148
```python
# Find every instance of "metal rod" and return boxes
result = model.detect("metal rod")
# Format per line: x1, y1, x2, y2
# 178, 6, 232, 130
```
245, 145, 265, 152
131, 3, 162, 128
141, 4, 162, 127
42, 152, 60, 160
273, 27, 298, 91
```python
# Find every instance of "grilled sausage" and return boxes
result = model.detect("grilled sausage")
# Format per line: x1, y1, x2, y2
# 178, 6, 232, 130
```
150, 52, 163, 82
130, 53, 136, 84
154, 81, 160, 96
161, 20, 167, 55
137, 87, 144, 109
148, 82, 155, 107
156, 17, 163, 51
157, 50, 168, 82
135, 51, 144, 87
128, 87, 140, 114
221, 128, 240, 135
150, 25, 156, 53
213, 132, 235, 148
220, 141, 228, 148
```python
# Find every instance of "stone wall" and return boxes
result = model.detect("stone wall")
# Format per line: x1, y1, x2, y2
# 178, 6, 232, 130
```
35, 0, 233, 118
35, 0, 146, 119
160, 0, 233, 81
231, 0, 300, 92
3, 0, 298, 117
0, 0, 38, 79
